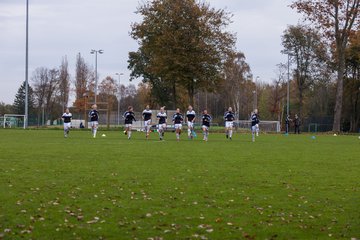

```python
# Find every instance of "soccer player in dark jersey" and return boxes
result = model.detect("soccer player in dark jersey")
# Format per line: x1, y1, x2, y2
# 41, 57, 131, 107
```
123, 106, 136, 139
88, 104, 99, 138
250, 109, 260, 142
157, 106, 167, 140
172, 108, 184, 141
285, 115, 291, 134
224, 107, 235, 140
186, 105, 196, 139
62, 108, 72, 138
294, 114, 300, 134
201, 109, 212, 141
142, 105, 152, 140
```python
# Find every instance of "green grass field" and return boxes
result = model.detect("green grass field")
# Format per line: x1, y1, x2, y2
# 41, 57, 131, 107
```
0, 129, 359, 239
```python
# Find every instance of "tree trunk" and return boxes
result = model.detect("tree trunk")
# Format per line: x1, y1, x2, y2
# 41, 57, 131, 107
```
350, 90, 359, 132
172, 79, 177, 109
332, 46, 346, 132
188, 84, 194, 107
298, 87, 303, 120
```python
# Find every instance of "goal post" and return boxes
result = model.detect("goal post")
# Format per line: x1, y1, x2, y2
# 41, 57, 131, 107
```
235, 120, 281, 133
2, 114, 26, 129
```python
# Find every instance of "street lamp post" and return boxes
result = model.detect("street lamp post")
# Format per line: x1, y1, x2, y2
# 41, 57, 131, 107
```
115, 73, 124, 125
90, 49, 104, 104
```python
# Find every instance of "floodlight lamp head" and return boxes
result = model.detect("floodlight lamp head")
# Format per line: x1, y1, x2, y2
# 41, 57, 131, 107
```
99, 50, 104, 54
90, 50, 95, 54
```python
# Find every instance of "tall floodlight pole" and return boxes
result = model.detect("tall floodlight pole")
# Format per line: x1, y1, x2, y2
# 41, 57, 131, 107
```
115, 72, 124, 125
287, 54, 290, 117
90, 49, 104, 104
25, 0, 29, 128
253, 76, 260, 110
252, 90, 256, 110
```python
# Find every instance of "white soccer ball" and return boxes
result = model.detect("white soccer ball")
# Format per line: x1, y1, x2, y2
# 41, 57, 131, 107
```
101, 134, 106, 137
333, 133, 337, 136
358, 136, 360, 139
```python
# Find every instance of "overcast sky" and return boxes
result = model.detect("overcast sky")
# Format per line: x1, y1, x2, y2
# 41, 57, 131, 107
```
0, 0, 301, 104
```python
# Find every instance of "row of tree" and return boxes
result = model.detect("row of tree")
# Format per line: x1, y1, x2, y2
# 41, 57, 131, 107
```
126, 0, 360, 131
1, 0, 359, 132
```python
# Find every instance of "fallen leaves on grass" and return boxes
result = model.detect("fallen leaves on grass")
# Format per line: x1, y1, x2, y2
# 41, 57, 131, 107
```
64, 206, 84, 221
198, 224, 214, 233
86, 216, 100, 224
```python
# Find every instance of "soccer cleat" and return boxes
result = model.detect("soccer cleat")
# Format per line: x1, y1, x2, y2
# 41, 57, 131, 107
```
226, 134, 229, 139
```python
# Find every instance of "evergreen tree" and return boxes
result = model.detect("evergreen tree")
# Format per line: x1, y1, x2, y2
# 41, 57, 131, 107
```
13, 81, 35, 114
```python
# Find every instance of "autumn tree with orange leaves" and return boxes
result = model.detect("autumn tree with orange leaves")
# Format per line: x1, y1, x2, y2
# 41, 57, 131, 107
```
291, 0, 360, 132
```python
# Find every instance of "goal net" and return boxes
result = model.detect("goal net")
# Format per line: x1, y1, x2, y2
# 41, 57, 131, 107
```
2, 114, 26, 129
235, 120, 280, 133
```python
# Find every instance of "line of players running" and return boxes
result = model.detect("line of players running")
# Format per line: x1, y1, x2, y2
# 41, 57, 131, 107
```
62, 104, 260, 142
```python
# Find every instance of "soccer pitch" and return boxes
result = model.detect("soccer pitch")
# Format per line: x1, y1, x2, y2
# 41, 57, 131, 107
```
0, 129, 359, 239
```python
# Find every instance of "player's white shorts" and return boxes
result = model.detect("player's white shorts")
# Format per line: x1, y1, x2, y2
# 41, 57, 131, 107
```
90, 121, 98, 128
125, 124, 132, 128
202, 125, 209, 131
251, 125, 257, 133
144, 119, 151, 131
187, 121, 194, 129
158, 123, 166, 131
174, 124, 182, 130
225, 121, 233, 128
64, 122, 71, 129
